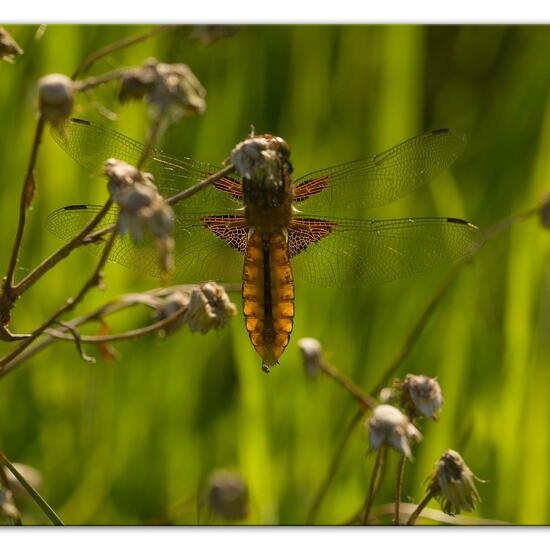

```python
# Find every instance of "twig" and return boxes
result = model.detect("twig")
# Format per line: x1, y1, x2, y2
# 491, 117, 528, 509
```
45, 302, 187, 344
1, 114, 46, 322
406, 489, 437, 525
320, 360, 377, 410
394, 454, 406, 525
13, 200, 113, 297
0, 231, 116, 370
57, 321, 95, 363
138, 106, 168, 169
362, 447, 384, 525
0, 452, 64, 526
72, 25, 173, 79
75, 68, 127, 93
306, 408, 365, 524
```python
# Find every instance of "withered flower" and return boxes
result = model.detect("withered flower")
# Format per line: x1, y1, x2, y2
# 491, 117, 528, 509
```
206, 469, 249, 521
427, 449, 482, 516
398, 374, 443, 420
154, 290, 189, 335
104, 159, 174, 275
38, 73, 74, 130
366, 404, 422, 460
182, 283, 237, 334
0, 27, 23, 63
230, 135, 284, 184
119, 58, 206, 120
297, 337, 324, 378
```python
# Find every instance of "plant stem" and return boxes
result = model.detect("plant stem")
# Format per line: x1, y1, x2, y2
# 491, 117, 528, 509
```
406, 489, 436, 525
320, 360, 377, 410
306, 408, 365, 524
362, 447, 384, 525
394, 454, 406, 525
13, 200, 113, 297
72, 25, 173, 79
1, 114, 46, 321
0, 452, 64, 526
0, 231, 116, 370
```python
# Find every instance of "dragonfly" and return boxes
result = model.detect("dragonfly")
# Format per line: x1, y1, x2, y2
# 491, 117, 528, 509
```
47, 118, 477, 372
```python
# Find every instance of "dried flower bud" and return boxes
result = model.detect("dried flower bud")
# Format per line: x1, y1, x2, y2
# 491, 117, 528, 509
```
427, 449, 482, 516
0, 27, 23, 63
104, 159, 174, 275
38, 73, 74, 129
541, 192, 550, 230
297, 337, 324, 378
4, 463, 42, 498
366, 404, 422, 460
119, 58, 206, 121
206, 470, 248, 521
154, 290, 190, 335
183, 282, 237, 334
0, 487, 20, 524
190, 25, 239, 46
230, 135, 285, 184
398, 374, 443, 420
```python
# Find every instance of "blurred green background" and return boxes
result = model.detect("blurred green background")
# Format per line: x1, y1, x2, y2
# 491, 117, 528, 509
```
1, 24, 550, 525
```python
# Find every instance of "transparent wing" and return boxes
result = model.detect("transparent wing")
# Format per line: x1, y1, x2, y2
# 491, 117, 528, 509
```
46, 205, 246, 283
293, 129, 467, 215
289, 215, 477, 288
52, 118, 242, 213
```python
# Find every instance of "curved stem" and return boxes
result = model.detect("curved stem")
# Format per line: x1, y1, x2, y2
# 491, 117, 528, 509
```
406, 489, 436, 525
394, 454, 406, 525
362, 447, 384, 525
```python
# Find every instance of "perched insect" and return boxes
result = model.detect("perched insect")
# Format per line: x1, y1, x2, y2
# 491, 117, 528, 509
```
47, 119, 477, 372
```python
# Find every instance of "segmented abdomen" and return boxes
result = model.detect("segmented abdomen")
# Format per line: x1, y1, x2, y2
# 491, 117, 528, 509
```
242, 230, 295, 372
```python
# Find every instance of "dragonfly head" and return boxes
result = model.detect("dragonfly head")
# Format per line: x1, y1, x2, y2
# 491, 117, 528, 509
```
231, 133, 294, 209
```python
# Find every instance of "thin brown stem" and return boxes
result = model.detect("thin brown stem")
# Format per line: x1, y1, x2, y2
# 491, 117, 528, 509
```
0, 231, 116, 370
320, 360, 377, 410
1, 115, 46, 321
406, 489, 436, 525
13, 200, 113, 297
45, 302, 187, 344
362, 447, 384, 525
72, 25, 173, 79
75, 68, 127, 93
394, 454, 406, 525
138, 108, 168, 169
306, 408, 365, 524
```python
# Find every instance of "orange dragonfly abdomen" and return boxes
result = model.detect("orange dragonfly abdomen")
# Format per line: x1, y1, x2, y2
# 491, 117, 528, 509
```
243, 230, 295, 372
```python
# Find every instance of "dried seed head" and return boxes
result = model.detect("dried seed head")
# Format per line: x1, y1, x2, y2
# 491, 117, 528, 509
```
206, 470, 249, 521
230, 136, 284, 184
154, 290, 189, 335
297, 337, 324, 378
37, 73, 74, 130
427, 449, 482, 516
119, 58, 206, 121
0, 27, 23, 63
4, 463, 42, 498
190, 25, 239, 46
398, 374, 443, 420
183, 282, 237, 334
104, 159, 174, 275
366, 404, 422, 460
541, 192, 550, 230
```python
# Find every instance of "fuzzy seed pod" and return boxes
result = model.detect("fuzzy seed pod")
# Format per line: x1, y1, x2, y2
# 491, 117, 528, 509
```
298, 337, 324, 378
206, 470, 249, 521
38, 73, 74, 129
